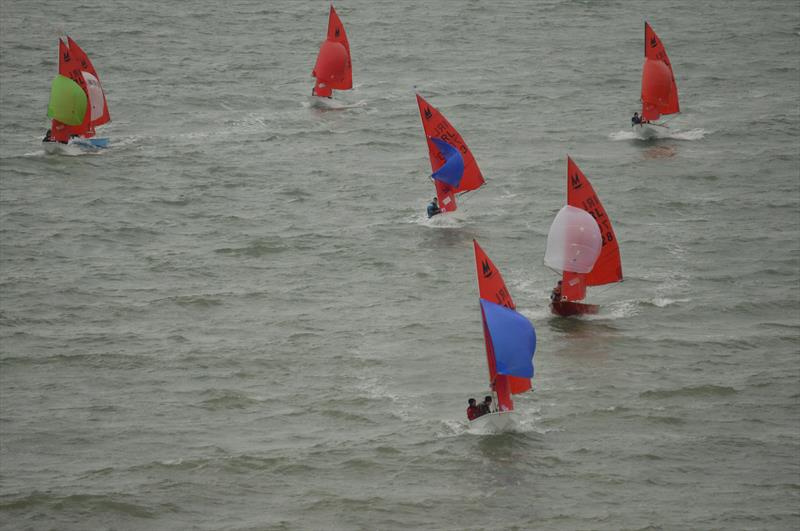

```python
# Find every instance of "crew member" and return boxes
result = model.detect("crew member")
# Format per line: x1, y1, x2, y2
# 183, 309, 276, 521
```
427, 197, 442, 218
479, 396, 494, 415
550, 280, 563, 302
466, 398, 480, 421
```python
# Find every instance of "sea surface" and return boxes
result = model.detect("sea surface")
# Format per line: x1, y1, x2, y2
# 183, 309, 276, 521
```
1, 1, 798, 529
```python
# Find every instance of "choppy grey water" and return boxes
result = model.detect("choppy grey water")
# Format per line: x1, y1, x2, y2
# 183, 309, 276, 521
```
1, 1, 799, 529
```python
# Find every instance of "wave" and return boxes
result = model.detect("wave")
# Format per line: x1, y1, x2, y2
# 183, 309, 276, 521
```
304, 97, 369, 112
214, 239, 289, 257
640, 384, 737, 399
166, 295, 224, 308
199, 389, 263, 410
0, 352, 149, 369
0, 491, 157, 518
646, 297, 691, 308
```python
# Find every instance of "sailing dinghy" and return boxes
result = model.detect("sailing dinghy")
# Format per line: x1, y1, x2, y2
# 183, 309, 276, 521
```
546, 157, 622, 317
471, 240, 536, 431
311, 3, 352, 100
44, 36, 110, 151
416, 94, 485, 216
635, 22, 680, 138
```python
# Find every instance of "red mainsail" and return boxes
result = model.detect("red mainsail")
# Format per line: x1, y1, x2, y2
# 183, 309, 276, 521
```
473, 240, 531, 411
51, 36, 110, 141
51, 38, 88, 141
67, 36, 110, 128
641, 22, 680, 122
416, 94, 485, 213
312, 4, 352, 97
561, 157, 622, 301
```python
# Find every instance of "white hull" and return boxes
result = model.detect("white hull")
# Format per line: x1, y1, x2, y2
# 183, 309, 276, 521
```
469, 411, 516, 432
43, 137, 109, 154
43, 141, 66, 155
633, 123, 660, 140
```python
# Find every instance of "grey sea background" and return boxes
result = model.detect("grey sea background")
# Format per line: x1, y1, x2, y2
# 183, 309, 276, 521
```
1, 0, 799, 529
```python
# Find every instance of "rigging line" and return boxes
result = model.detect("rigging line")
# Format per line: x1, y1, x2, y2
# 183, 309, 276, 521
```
656, 114, 680, 127
455, 181, 488, 204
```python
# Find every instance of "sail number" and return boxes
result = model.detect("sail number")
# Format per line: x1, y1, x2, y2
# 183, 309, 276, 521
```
432, 124, 468, 156
496, 287, 514, 309
582, 196, 614, 246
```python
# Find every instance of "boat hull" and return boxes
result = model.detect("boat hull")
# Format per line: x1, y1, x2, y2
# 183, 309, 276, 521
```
71, 137, 109, 149
633, 123, 660, 140
43, 137, 109, 154
551, 300, 599, 317
469, 411, 515, 432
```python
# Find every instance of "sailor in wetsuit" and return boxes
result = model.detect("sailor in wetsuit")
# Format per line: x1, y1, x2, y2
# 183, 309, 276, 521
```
631, 112, 642, 126
426, 197, 442, 218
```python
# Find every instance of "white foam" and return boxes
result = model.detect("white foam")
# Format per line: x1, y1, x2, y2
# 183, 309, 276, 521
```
596, 299, 640, 319
407, 211, 467, 227
668, 128, 708, 140
306, 97, 368, 111
38, 142, 104, 156
609, 127, 708, 142
609, 130, 638, 141
652, 297, 690, 308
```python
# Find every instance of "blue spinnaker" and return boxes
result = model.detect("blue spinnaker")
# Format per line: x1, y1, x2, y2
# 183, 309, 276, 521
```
479, 299, 536, 378
430, 137, 464, 188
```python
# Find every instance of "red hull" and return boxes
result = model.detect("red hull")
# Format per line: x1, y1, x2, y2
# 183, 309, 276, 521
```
550, 301, 599, 317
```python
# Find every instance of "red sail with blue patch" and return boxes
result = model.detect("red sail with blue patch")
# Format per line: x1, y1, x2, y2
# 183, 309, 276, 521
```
473, 240, 533, 412
417, 94, 485, 213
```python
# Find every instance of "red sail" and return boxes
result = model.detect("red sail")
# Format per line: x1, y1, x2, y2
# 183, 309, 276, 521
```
561, 271, 588, 302
566, 157, 622, 295
473, 240, 531, 411
416, 94, 485, 213
51, 37, 89, 141
312, 4, 352, 95
641, 22, 679, 121
67, 36, 110, 127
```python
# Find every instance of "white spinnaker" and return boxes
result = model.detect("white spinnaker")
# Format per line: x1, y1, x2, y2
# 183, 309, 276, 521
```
544, 205, 602, 274
82, 72, 105, 122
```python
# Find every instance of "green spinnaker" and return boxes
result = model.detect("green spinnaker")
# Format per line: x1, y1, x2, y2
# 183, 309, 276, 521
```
47, 75, 87, 126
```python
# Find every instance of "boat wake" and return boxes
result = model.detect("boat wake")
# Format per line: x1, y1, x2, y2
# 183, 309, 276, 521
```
609, 127, 708, 142
305, 97, 368, 111
410, 212, 467, 228
601, 300, 640, 319
37, 142, 105, 156
669, 128, 707, 140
